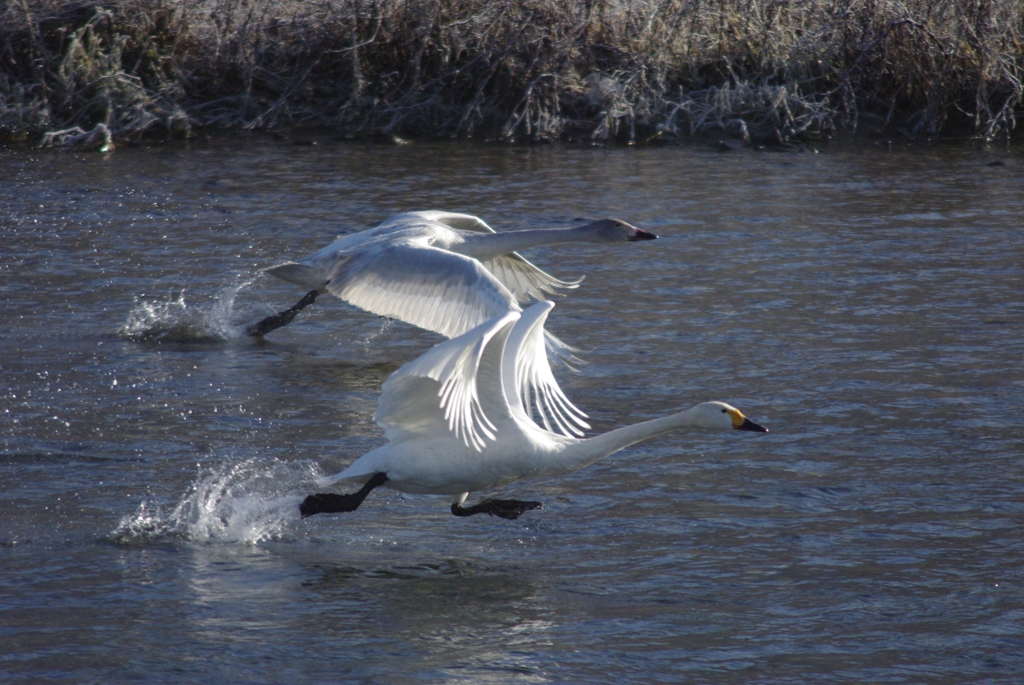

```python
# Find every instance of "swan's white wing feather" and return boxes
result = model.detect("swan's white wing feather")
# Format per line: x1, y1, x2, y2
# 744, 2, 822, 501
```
375, 211, 496, 234
376, 312, 519, 451
324, 243, 583, 438
503, 302, 589, 436
376, 212, 581, 301
482, 253, 583, 302
325, 242, 521, 340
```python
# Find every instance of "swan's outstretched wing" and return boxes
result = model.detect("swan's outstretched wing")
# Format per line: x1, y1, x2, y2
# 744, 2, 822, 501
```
503, 301, 589, 437
376, 312, 520, 451
376, 210, 497, 234
482, 254, 583, 302
374, 301, 589, 451
326, 242, 521, 340
379, 212, 582, 302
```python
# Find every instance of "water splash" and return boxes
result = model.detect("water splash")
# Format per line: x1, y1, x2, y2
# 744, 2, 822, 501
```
356, 319, 395, 360
109, 457, 320, 544
361, 317, 394, 349
119, 282, 255, 343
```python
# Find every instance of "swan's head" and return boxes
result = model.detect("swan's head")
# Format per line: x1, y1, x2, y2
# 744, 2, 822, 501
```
576, 218, 658, 242
691, 401, 768, 432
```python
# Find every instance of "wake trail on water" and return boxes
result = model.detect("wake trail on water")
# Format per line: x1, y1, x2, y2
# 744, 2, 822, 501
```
120, 278, 407, 346
109, 457, 322, 544
119, 280, 259, 343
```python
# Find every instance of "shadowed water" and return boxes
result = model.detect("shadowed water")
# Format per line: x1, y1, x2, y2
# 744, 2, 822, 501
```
2, 135, 1023, 683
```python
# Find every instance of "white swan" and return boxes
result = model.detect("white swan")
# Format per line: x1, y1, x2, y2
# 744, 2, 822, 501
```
259, 210, 656, 339
300, 301, 767, 520
249, 210, 656, 436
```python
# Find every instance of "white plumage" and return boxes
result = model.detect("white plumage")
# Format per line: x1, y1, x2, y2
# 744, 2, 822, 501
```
265, 210, 657, 436
301, 301, 767, 519
267, 210, 655, 338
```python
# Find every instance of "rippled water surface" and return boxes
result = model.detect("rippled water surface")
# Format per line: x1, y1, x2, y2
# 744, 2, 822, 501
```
2, 136, 1023, 682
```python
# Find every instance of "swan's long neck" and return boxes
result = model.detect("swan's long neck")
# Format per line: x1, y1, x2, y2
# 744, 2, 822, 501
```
455, 227, 588, 262
550, 409, 710, 476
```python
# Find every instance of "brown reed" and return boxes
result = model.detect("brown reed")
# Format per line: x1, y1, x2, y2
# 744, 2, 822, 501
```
1, 0, 1021, 147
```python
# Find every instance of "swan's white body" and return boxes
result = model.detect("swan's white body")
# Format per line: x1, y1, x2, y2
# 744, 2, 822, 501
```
266, 210, 655, 436
319, 301, 766, 505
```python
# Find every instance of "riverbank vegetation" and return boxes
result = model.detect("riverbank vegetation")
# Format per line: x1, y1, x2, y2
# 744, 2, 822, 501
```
1, 0, 1021, 148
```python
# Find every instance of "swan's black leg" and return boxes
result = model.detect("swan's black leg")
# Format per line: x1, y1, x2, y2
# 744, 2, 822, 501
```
451, 498, 542, 520
245, 290, 319, 337
300, 472, 388, 518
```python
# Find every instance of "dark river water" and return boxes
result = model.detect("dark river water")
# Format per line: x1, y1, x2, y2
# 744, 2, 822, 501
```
2, 135, 1023, 683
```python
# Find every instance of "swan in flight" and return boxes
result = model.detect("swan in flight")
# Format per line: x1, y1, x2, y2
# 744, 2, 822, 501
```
247, 210, 656, 339
248, 210, 656, 435
299, 301, 767, 521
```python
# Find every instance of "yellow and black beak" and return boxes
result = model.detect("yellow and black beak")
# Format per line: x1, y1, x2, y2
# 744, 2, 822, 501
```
728, 408, 768, 432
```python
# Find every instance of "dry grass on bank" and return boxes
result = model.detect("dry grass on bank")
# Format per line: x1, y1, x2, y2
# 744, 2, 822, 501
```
1, 0, 1022, 148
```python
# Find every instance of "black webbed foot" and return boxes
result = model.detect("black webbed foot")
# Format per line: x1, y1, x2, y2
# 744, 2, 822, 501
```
451, 498, 543, 520
300, 472, 388, 518
246, 289, 319, 337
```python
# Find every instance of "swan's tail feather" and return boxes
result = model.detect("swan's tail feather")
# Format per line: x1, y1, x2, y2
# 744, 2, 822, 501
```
317, 465, 378, 489
264, 262, 327, 291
